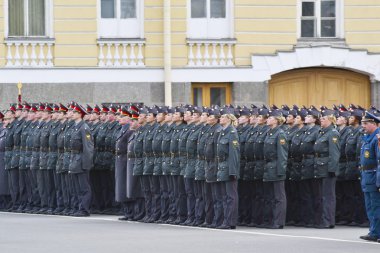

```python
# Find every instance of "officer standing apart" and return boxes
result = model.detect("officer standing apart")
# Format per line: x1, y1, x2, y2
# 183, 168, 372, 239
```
359, 112, 380, 242
68, 103, 94, 217
216, 108, 240, 229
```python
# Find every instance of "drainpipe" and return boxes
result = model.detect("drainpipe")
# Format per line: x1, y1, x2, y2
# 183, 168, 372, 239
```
164, 0, 172, 106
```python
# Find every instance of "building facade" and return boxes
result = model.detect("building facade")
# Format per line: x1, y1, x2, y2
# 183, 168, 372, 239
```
0, 0, 379, 108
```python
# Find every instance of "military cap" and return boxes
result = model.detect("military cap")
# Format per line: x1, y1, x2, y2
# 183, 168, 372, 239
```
16, 103, 23, 111
239, 106, 251, 116
59, 103, 68, 113
191, 106, 203, 114
29, 104, 38, 113
221, 107, 235, 115
93, 105, 101, 114
338, 111, 351, 118
167, 107, 175, 114
288, 105, 299, 117
108, 104, 117, 114
53, 104, 60, 112
268, 109, 283, 117
320, 109, 336, 117
38, 103, 46, 111
101, 104, 109, 113
271, 105, 279, 110
120, 106, 132, 117
362, 111, 380, 123
174, 106, 185, 114
351, 108, 364, 118
73, 103, 87, 117
281, 105, 290, 117
208, 108, 221, 116
136, 106, 147, 114
308, 106, 320, 117
86, 104, 93, 114
23, 102, 31, 111
44, 104, 53, 113
157, 106, 168, 114
68, 101, 76, 111
130, 105, 139, 113
9, 104, 17, 112
258, 105, 269, 116
131, 110, 139, 120
148, 106, 158, 115
298, 108, 308, 119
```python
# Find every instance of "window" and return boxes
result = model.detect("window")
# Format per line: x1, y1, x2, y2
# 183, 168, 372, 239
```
188, 0, 232, 39
300, 0, 341, 38
8, 0, 46, 37
99, 0, 142, 38
192, 83, 231, 107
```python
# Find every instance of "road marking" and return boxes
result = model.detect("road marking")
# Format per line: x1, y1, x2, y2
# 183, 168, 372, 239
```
1, 212, 379, 245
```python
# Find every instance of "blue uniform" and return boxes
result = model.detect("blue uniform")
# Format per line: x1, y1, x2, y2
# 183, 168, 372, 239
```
360, 128, 380, 238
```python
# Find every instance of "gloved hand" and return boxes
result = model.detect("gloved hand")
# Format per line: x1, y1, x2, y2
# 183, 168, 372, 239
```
229, 175, 237, 181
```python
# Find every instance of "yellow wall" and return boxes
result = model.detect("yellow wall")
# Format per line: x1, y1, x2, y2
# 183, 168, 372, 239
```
54, 0, 98, 67
1, 0, 380, 68
234, 0, 297, 66
345, 0, 380, 52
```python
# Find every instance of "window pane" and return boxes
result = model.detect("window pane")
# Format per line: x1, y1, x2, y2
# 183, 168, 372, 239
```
101, 0, 115, 18
301, 19, 315, 37
193, 88, 203, 106
8, 0, 24, 36
302, 2, 315, 16
321, 0, 335, 17
28, 0, 45, 36
321, 19, 336, 37
210, 88, 226, 106
121, 0, 136, 19
191, 0, 206, 18
210, 0, 226, 18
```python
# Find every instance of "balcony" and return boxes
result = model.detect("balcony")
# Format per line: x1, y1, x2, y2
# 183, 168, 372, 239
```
97, 38, 146, 67
5, 38, 55, 67
187, 39, 236, 67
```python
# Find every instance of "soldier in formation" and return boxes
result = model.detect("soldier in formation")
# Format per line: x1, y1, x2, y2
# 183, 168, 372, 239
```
0, 102, 379, 238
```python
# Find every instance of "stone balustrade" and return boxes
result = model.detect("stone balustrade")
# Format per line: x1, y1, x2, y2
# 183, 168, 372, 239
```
97, 39, 146, 67
5, 38, 55, 67
187, 39, 236, 67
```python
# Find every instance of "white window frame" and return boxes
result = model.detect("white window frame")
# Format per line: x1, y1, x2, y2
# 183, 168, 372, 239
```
187, 0, 234, 39
97, 0, 144, 38
297, 0, 344, 39
4, 0, 53, 38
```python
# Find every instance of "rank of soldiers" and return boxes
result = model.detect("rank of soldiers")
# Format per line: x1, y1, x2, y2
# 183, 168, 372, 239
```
0, 102, 379, 242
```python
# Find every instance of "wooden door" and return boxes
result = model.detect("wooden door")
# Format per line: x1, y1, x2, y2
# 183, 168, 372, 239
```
192, 83, 232, 107
269, 68, 370, 108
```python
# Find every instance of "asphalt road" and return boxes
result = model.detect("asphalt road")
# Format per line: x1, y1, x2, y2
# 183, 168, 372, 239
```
0, 212, 379, 253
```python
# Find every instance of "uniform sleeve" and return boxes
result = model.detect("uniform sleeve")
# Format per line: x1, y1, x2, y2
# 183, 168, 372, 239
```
328, 131, 340, 174
81, 125, 94, 171
276, 132, 288, 176
228, 131, 240, 177
376, 144, 380, 188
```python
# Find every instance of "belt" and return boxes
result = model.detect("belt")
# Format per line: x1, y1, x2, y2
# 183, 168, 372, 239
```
58, 148, 64, 153
187, 154, 196, 159
5, 147, 12, 151
40, 147, 49, 152
198, 155, 205, 160
315, 153, 328, 158
361, 165, 377, 171
153, 152, 162, 158
162, 153, 171, 158
144, 152, 154, 157
216, 156, 226, 162
115, 151, 127, 156
127, 153, 136, 159
303, 154, 315, 159
71, 150, 82, 154
20, 147, 27, 151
